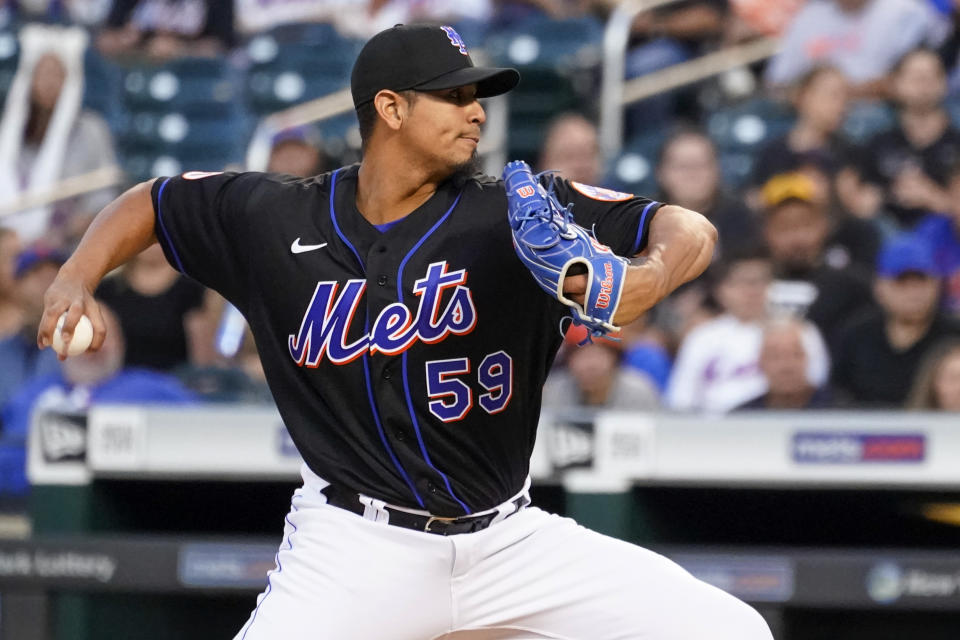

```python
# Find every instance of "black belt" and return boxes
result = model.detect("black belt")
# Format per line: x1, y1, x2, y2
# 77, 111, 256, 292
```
320, 484, 529, 536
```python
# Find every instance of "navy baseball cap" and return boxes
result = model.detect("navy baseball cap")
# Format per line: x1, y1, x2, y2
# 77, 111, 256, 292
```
350, 24, 520, 108
876, 234, 939, 278
14, 245, 67, 278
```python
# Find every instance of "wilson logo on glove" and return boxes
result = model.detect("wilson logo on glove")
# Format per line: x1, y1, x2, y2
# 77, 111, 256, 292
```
516, 186, 536, 198
596, 262, 615, 309
502, 160, 628, 339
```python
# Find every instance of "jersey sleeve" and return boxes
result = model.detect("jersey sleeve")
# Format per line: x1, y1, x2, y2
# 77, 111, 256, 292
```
545, 177, 664, 257
151, 171, 261, 308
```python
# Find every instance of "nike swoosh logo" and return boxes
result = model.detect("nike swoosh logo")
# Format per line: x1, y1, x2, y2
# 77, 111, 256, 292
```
291, 238, 328, 254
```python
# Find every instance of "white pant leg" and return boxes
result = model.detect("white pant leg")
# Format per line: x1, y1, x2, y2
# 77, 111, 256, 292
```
448, 508, 773, 640
233, 484, 455, 640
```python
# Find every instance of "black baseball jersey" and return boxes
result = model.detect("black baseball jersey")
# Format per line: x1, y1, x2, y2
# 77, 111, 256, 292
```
152, 165, 662, 515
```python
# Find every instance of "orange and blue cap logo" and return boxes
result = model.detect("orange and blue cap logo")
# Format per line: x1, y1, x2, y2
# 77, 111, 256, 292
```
441, 26, 468, 55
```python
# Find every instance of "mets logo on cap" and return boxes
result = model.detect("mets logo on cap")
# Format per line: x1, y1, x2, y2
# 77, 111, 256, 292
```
441, 26, 468, 55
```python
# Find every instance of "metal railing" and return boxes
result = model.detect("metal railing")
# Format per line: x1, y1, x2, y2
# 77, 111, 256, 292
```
0, 11, 781, 218
598, 0, 780, 158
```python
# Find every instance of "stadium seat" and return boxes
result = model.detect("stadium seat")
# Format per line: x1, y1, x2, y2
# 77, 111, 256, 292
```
121, 111, 250, 146
122, 57, 241, 117
482, 15, 603, 71
119, 111, 250, 182
245, 27, 359, 117
0, 29, 18, 105
82, 47, 123, 131
117, 56, 252, 182
717, 149, 755, 191
605, 131, 665, 196
482, 16, 603, 162
705, 97, 794, 153
945, 91, 960, 129
246, 65, 349, 115
121, 145, 244, 184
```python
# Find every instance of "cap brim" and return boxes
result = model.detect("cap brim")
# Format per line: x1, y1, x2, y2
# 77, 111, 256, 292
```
414, 66, 520, 98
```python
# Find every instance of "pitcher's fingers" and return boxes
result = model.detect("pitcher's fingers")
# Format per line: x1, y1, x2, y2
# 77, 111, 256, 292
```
562, 274, 587, 295
37, 294, 73, 349
56, 302, 87, 359
87, 300, 107, 351
59, 302, 86, 343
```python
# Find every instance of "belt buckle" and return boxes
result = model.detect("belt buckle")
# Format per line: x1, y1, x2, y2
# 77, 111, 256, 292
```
424, 515, 459, 534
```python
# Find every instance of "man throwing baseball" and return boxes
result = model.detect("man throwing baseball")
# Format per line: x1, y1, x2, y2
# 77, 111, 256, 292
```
39, 24, 772, 640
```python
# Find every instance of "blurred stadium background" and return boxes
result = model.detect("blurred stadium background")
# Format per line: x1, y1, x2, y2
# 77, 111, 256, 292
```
2, 0, 960, 638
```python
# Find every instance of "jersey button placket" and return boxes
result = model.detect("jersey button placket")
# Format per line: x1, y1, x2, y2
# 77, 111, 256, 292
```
377, 275, 388, 286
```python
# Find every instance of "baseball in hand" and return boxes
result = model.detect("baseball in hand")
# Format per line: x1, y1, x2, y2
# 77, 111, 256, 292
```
53, 313, 94, 357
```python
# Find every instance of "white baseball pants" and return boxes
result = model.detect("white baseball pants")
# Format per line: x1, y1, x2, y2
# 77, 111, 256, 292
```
234, 466, 773, 640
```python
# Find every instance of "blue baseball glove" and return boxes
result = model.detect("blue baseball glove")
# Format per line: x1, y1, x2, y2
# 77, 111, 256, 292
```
503, 160, 629, 338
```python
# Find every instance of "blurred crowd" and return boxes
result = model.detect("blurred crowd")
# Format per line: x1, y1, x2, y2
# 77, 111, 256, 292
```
2, 0, 960, 494
540, 0, 960, 417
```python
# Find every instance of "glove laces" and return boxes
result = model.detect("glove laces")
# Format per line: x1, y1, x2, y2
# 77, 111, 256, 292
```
515, 170, 578, 240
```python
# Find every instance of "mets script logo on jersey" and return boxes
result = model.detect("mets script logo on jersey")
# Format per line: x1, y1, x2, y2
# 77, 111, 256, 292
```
288, 261, 477, 366
570, 182, 634, 202
441, 26, 469, 55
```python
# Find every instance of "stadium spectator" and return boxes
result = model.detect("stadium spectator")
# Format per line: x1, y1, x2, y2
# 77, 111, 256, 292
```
733, 316, 834, 410
542, 325, 659, 410
913, 162, 960, 315
906, 338, 960, 410
647, 127, 767, 347
845, 47, 960, 230
235, 0, 328, 34
537, 113, 602, 185
620, 1, 729, 129
0, 245, 62, 408
761, 171, 875, 349
15, 0, 113, 26
0, 302, 196, 439
96, 0, 235, 60
726, 0, 803, 38
666, 247, 830, 413
175, 321, 273, 403
0, 228, 21, 338
749, 66, 852, 199
656, 127, 761, 258
0, 26, 118, 246
765, 0, 948, 97
267, 131, 328, 178
618, 315, 673, 393
238, 0, 495, 36
334, 1, 493, 39
95, 243, 208, 372
832, 234, 960, 405
772, 158, 882, 271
